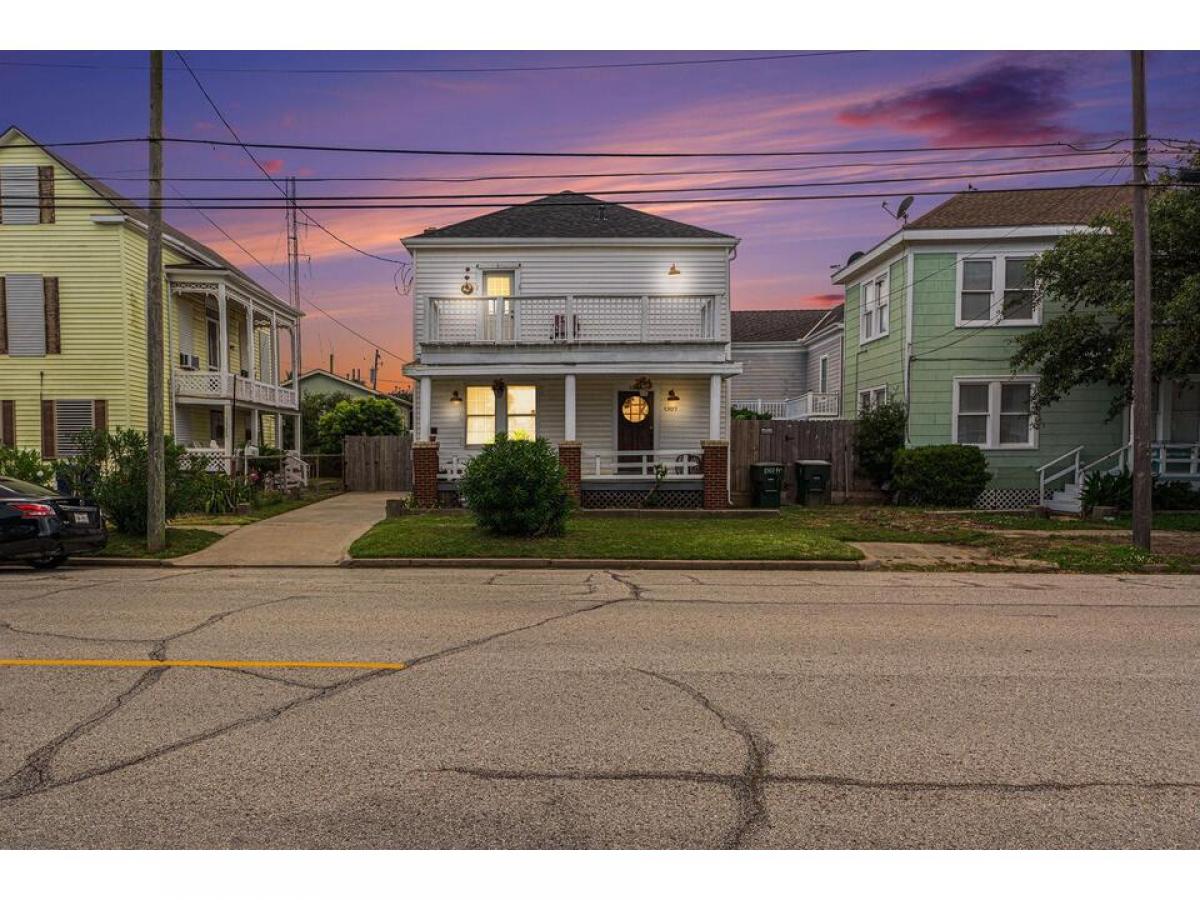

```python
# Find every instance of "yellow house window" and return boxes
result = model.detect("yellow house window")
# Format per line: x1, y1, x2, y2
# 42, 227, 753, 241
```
465, 386, 495, 446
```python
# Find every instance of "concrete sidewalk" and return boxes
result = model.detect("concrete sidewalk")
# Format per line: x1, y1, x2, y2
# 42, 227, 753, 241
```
176, 492, 405, 567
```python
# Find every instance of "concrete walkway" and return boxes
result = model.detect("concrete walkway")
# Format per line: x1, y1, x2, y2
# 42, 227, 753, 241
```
176, 492, 405, 567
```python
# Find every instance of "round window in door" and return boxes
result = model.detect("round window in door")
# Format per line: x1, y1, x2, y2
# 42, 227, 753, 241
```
621, 395, 650, 423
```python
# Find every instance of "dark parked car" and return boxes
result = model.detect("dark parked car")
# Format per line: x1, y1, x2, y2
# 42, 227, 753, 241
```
0, 477, 107, 568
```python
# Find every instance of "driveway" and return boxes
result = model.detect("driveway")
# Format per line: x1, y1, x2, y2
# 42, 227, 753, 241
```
176, 492, 404, 567
0, 568, 1196, 848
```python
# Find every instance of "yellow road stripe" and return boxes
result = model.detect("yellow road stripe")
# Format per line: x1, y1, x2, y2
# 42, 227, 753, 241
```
0, 658, 407, 671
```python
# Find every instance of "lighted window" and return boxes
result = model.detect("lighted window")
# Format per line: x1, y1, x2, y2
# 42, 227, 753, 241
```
465, 386, 496, 446
483, 271, 514, 296
622, 395, 650, 423
506, 385, 536, 439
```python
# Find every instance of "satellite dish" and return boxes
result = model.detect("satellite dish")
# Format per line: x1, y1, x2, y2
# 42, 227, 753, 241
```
896, 196, 914, 221
846, 250, 865, 265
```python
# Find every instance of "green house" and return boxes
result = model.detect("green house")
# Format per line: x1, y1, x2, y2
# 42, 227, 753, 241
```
833, 186, 1199, 511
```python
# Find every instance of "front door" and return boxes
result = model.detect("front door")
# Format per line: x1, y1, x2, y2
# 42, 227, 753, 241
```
617, 390, 654, 474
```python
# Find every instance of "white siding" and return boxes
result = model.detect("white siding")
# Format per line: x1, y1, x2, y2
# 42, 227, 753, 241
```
805, 330, 843, 397
730, 345, 808, 402
412, 244, 731, 349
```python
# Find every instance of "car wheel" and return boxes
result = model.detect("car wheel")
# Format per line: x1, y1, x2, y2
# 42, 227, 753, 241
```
30, 553, 68, 570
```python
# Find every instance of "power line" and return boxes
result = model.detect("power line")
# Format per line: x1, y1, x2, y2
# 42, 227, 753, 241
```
173, 50, 409, 269
18, 135, 1140, 160
0, 50, 863, 75
72, 162, 1131, 204
167, 184, 287, 287
42, 182, 1144, 212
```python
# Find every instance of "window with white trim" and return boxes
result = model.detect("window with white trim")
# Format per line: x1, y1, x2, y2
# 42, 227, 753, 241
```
957, 255, 1038, 326
954, 379, 1037, 449
54, 400, 95, 457
3, 274, 47, 356
506, 385, 536, 440
465, 386, 496, 446
818, 355, 829, 393
859, 273, 889, 342
858, 386, 887, 414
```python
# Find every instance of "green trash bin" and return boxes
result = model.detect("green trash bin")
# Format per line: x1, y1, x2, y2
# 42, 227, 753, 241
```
795, 459, 833, 506
749, 462, 784, 508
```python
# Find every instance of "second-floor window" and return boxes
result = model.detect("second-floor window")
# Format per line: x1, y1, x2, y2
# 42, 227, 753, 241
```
206, 313, 221, 370
958, 255, 1038, 326
860, 273, 889, 343
819, 355, 830, 393
0, 165, 54, 225
483, 270, 514, 296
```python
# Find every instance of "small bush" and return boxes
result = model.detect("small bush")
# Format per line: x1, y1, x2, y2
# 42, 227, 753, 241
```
458, 435, 571, 537
854, 400, 907, 487
1082, 469, 1199, 513
317, 397, 406, 453
0, 446, 55, 487
893, 444, 991, 507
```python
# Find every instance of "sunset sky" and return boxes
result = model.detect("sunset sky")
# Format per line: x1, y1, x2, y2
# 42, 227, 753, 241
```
3, 50, 1197, 389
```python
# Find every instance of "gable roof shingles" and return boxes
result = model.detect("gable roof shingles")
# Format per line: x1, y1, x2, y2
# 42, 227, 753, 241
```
731, 306, 841, 343
907, 186, 1131, 230
408, 191, 735, 240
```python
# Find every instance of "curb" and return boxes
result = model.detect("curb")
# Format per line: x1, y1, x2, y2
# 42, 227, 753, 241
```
65, 557, 170, 568
342, 557, 874, 571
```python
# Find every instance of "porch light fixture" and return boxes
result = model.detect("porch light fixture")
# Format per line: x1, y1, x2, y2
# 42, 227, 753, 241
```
666, 389, 680, 403
667, 263, 681, 276
664, 389, 680, 413
449, 389, 463, 404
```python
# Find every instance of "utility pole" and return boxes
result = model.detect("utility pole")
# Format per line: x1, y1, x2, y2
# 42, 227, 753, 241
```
286, 176, 301, 309
145, 50, 166, 553
371, 348, 381, 391
1130, 50, 1153, 552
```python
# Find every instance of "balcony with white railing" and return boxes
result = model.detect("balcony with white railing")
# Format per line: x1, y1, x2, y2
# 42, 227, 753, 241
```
738, 392, 840, 420
424, 294, 721, 345
174, 368, 298, 409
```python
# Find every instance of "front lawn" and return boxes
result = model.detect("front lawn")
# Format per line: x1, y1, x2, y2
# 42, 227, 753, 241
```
95, 528, 224, 559
350, 510, 862, 561
170, 491, 338, 527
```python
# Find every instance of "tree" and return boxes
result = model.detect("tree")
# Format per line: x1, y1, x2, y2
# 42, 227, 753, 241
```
1011, 154, 1200, 418
853, 400, 907, 487
297, 390, 355, 453
317, 396, 406, 452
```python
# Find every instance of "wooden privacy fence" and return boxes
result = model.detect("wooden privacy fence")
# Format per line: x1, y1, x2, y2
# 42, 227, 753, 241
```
343, 434, 413, 491
729, 418, 878, 505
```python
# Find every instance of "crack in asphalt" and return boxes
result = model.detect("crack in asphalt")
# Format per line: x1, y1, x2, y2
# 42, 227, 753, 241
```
0, 574, 637, 805
0, 620, 155, 646
634, 668, 772, 849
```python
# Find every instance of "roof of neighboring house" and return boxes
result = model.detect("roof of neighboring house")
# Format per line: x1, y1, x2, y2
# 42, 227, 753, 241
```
731, 306, 843, 343
0, 125, 288, 309
907, 186, 1131, 229
297, 369, 413, 407
405, 191, 736, 241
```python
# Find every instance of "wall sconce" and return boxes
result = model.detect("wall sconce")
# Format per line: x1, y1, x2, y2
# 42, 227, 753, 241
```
449, 389, 462, 404
665, 389, 680, 413
667, 263, 681, 276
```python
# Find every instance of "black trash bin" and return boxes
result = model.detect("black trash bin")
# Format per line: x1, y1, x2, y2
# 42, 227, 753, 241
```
795, 459, 833, 506
749, 462, 784, 508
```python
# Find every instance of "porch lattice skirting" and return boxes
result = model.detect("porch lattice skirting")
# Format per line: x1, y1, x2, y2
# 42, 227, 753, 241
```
579, 482, 703, 510
973, 488, 1041, 510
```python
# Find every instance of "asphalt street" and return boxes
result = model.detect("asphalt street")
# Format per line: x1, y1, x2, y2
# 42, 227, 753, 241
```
0, 566, 1197, 849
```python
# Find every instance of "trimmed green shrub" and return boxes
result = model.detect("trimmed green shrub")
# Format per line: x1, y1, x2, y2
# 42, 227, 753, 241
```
893, 444, 991, 507
854, 400, 907, 487
458, 435, 571, 537
0, 446, 55, 487
731, 406, 773, 421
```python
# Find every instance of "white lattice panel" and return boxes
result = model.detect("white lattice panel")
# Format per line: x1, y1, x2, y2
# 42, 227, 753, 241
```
431, 298, 483, 342
175, 370, 231, 397
573, 296, 643, 342
646, 296, 709, 341
515, 296, 568, 342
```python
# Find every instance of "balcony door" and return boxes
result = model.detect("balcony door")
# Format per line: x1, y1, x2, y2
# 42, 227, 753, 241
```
617, 391, 654, 472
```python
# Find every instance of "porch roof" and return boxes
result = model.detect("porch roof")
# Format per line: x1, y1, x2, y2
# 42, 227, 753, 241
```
404, 361, 743, 378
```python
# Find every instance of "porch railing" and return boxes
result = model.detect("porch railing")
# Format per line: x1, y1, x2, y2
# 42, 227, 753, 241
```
174, 368, 298, 409
586, 449, 702, 479
738, 393, 840, 420
424, 294, 720, 345
1037, 440, 1200, 505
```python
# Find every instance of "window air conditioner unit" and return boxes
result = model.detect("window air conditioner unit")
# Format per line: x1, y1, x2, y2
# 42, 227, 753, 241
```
179, 353, 200, 370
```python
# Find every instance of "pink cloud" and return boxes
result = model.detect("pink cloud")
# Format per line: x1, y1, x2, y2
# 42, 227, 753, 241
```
262, 158, 285, 175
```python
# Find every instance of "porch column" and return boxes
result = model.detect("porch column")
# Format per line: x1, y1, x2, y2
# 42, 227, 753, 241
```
413, 441, 440, 508
701, 439, 730, 509
222, 401, 233, 473
564, 373, 576, 441
275, 412, 284, 450
216, 284, 229, 374
418, 376, 432, 441
245, 299, 256, 382
250, 409, 260, 448
708, 374, 723, 440
269, 311, 279, 384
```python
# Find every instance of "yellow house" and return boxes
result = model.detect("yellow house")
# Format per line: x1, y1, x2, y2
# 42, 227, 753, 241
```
0, 126, 302, 464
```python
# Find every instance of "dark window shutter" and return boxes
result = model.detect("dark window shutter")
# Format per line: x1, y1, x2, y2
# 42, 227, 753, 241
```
41, 399, 55, 458
38, 166, 55, 224
43, 276, 60, 354
0, 276, 7, 355
1, 400, 14, 447
93, 399, 107, 432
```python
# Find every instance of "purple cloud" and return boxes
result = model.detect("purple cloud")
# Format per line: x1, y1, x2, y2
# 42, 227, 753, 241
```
838, 63, 1075, 143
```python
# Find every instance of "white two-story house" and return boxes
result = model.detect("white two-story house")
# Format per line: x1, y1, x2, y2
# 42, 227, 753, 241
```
402, 192, 741, 508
